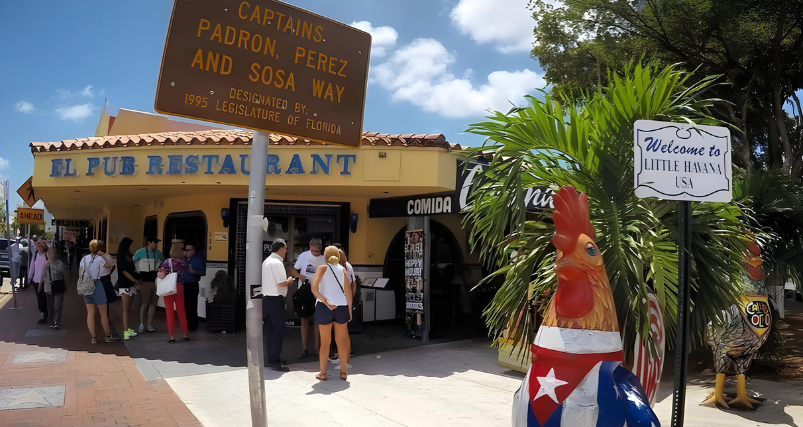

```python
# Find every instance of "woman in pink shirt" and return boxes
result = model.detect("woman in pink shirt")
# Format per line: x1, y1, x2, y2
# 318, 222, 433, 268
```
157, 246, 190, 343
28, 241, 49, 323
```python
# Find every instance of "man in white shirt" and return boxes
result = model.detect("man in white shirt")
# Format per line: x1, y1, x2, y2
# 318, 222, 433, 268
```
10, 237, 20, 288
262, 238, 294, 372
290, 237, 325, 358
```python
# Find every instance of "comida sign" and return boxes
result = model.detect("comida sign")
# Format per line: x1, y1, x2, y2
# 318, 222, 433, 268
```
17, 208, 45, 225
633, 120, 732, 202
368, 161, 555, 218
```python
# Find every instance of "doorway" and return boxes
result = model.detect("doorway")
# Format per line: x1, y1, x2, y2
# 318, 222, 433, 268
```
383, 219, 470, 338
163, 212, 207, 259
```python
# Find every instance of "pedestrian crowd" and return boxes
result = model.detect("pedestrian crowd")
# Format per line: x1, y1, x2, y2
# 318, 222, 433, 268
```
262, 237, 355, 381
9, 234, 205, 345
9, 233, 356, 381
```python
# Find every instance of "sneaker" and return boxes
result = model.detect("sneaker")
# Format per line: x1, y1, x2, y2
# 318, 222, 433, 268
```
335, 363, 353, 371
126, 328, 138, 337
123, 331, 131, 340
146, 325, 156, 332
138, 324, 145, 333
328, 354, 339, 363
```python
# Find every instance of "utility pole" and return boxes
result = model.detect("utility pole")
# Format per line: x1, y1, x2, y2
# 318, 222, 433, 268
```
4, 182, 17, 308
245, 132, 269, 427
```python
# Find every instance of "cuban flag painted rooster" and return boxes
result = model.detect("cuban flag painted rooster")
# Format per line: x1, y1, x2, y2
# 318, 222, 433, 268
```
512, 186, 660, 427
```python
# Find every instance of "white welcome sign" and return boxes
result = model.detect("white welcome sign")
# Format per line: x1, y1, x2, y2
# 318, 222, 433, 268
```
634, 120, 732, 202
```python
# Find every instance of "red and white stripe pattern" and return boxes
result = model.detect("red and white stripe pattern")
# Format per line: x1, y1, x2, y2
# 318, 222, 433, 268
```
631, 293, 665, 407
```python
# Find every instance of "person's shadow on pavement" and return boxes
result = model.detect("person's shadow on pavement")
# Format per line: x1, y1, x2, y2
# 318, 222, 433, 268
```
306, 379, 350, 395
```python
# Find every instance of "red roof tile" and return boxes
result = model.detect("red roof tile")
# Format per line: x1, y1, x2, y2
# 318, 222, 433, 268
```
30, 130, 460, 153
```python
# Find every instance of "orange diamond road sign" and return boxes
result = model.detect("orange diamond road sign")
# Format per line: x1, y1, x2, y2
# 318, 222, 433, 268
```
17, 177, 37, 208
154, 0, 372, 148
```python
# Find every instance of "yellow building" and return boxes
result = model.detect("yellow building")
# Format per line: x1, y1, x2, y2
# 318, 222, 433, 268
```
29, 109, 486, 336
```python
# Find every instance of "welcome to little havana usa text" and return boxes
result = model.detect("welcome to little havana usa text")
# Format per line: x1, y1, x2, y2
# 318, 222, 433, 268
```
641, 136, 726, 188
49, 153, 358, 177
184, 1, 355, 136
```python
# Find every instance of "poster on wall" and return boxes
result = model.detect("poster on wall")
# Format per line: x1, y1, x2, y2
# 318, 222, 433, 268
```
405, 229, 425, 338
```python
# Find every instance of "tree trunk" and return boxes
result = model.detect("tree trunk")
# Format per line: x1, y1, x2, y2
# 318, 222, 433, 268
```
773, 82, 794, 175
766, 107, 782, 169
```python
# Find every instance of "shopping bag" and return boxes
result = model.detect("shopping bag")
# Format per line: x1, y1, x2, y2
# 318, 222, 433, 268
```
156, 259, 178, 297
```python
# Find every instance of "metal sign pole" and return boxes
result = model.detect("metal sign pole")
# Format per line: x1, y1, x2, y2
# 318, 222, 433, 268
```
670, 201, 693, 427
5, 182, 17, 308
246, 132, 269, 427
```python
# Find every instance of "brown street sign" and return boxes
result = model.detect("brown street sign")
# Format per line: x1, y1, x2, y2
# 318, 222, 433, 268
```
155, 0, 372, 148
17, 208, 45, 225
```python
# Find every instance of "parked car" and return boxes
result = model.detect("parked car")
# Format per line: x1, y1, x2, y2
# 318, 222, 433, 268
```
0, 238, 9, 280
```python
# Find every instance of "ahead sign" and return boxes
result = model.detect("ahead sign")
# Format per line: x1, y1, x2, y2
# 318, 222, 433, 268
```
155, 0, 372, 148
17, 208, 45, 225
634, 120, 732, 202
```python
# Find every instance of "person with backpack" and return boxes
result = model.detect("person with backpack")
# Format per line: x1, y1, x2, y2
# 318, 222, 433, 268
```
290, 237, 324, 359
41, 247, 66, 329
80, 240, 117, 344
310, 246, 352, 381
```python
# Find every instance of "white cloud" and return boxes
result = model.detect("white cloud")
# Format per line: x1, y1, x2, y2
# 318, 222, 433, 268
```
351, 21, 398, 57
373, 38, 544, 118
55, 85, 96, 99
0, 158, 9, 170
450, 0, 535, 53
55, 103, 94, 121
14, 101, 34, 113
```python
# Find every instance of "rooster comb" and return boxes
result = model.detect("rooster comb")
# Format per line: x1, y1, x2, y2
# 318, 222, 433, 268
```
552, 186, 596, 253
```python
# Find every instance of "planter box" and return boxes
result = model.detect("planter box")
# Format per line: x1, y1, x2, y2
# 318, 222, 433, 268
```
206, 302, 236, 334
497, 338, 531, 373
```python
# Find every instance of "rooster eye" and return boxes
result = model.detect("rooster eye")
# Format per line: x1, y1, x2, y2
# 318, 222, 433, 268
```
585, 243, 598, 256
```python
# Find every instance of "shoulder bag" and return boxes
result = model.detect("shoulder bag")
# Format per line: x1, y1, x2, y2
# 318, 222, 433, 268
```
49, 263, 66, 294
292, 279, 316, 318
328, 265, 355, 322
77, 256, 96, 296
156, 259, 178, 297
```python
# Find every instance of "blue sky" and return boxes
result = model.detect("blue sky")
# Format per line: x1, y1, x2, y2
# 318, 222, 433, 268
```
0, 0, 544, 210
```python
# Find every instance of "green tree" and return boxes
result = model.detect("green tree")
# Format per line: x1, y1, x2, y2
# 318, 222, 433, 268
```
530, 0, 803, 178
464, 63, 764, 357
0, 203, 8, 236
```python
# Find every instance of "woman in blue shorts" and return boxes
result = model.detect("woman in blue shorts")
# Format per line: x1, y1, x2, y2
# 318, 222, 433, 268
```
80, 240, 117, 344
311, 246, 352, 381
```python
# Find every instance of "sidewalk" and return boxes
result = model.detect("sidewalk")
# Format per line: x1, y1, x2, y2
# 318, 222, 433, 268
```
0, 275, 201, 427
166, 338, 522, 427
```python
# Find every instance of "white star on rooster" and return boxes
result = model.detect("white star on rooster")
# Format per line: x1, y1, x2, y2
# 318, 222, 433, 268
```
533, 368, 568, 403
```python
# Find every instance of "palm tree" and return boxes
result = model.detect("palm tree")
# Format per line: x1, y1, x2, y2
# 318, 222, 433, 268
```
464, 63, 759, 358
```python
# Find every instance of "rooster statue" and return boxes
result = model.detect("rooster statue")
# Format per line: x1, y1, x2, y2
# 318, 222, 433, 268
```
512, 186, 660, 427
702, 236, 771, 410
